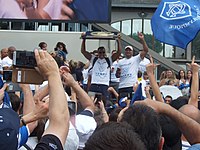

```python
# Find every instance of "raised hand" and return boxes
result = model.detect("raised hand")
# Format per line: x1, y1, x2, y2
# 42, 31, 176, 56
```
187, 56, 200, 73
35, 49, 59, 79
146, 55, 159, 75
138, 32, 144, 40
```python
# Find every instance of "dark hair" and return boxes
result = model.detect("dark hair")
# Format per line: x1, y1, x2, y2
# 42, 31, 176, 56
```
84, 122, 146, 150
30, 119, 46, 141
165, 95, 172, 100
121, 104, 162, 150
53, 55, 65, 68
38, 42, 47, 49
143, 71, 148, 76
55, 42, 68, 54
97, 46, 105, 51
9, 93, 21, 112
159, 114, 182, 149
137, 71, 142, 78
109, 107, 122, 122
177, 69, 186, 80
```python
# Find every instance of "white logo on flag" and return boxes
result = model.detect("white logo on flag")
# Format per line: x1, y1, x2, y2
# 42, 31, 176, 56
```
160, 1, 192, 20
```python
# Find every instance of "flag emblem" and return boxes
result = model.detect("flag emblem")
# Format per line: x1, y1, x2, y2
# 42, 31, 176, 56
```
160, 1, 192, 20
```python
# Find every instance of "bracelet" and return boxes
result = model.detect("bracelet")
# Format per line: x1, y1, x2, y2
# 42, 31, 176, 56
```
21, 117, 26, 126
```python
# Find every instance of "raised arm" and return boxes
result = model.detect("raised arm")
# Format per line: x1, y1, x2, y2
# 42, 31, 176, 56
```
139, 32, 149, 59
35, 50, 69, 147
146, 56, 164, 102
20, 84, 37, 133
188, 56, 199, 107
136, 99, 200, 145
81, 33, 92, 60
111, 34, 122, 62
61, 66, 95, 112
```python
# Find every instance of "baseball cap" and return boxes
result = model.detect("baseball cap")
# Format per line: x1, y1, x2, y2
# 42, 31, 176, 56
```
0, 108, 20, 149
125, 46, 133, 51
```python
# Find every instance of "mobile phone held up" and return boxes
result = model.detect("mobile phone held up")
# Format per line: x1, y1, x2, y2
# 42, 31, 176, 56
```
94, 93, 102, 104
13, 50, 36, 68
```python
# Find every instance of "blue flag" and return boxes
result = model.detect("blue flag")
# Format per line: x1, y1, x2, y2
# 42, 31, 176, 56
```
130, 83, 145, 105
151, 0, 200, 49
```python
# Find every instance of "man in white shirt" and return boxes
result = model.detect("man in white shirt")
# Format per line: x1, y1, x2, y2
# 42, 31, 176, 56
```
2, 46, 16, 70
117, 32, 148, 99
81, 33, 121, 103
138, 57, 150, 74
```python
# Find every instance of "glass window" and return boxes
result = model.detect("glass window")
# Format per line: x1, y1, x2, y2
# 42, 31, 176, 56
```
132, 19, 142, 34
24, 22, 35, 30
164, 44, 174, 58
0, 21, 9, 30
68, 23, 75, 31
80, 23, 88, 32
11, 22, 23, 30
175, 47, 186, 59
37, 25, 49, 31
192, 32, 200, 59
111, 22, 120, 31
144, 19, 152, 34
122, 20, 131, 36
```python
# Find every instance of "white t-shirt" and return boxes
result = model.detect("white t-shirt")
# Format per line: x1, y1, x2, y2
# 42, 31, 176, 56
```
2, 56, 13, 68
0, 58, 3, 71
110, 60, 120, 82
138, 57, 150, 73
90, 55, 112, 86
118, 54, 142, 89
0, 0, 27, 19
82, 68, 89, 85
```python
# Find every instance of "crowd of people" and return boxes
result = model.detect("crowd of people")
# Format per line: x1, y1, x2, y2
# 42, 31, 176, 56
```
0, 32, 200, 150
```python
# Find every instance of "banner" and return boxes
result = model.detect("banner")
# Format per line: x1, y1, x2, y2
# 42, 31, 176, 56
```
151, 0, 200, 49
0, 0, 110, 23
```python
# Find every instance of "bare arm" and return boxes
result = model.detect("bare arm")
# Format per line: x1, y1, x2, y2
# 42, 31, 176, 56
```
61, 66, 95, 112
144, 86, 151, 99
188, 56, 199, 107
98, 100, 109, 123
20, 84, 37, 133
35, 50, 69, 147
81, 34, 92, 60
111, 34, 122, 62
0, 84, 7, 105
136, 99, 200, 145
138, 32, 149, 59
146, 56, 164, 102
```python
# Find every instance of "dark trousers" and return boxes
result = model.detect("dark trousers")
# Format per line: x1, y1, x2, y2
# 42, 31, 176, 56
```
118, 87, 134, 100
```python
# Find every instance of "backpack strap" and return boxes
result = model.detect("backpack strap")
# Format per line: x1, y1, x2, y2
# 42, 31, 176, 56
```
105, 57, 111, 69
88, 57, 111, 72
88, 57, 98, 72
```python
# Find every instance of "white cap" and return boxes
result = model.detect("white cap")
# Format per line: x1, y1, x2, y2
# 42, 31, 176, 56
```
125, 45, 133, 51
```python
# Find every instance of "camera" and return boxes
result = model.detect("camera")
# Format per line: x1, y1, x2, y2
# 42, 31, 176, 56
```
13, 50, 36, 68
11, 50, 44, 84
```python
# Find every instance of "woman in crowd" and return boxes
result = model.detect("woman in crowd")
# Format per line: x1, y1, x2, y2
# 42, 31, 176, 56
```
54, 42, 68, 61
